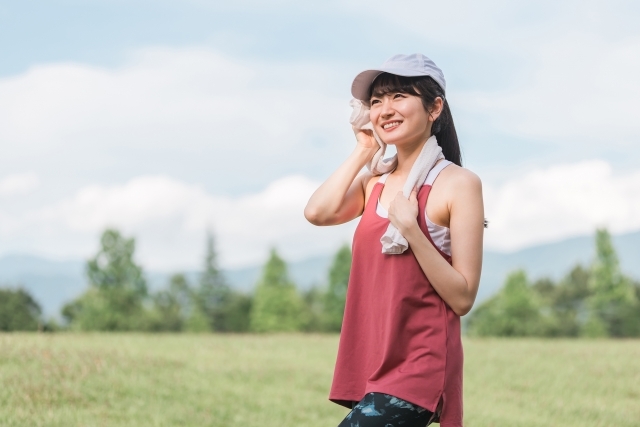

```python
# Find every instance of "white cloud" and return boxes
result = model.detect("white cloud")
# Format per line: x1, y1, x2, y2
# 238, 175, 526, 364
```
2, 174, 354, 270
484, 160, 640, 250
0, 47, 354, 194
0, 173, 40, 196
2, 161, 638, 268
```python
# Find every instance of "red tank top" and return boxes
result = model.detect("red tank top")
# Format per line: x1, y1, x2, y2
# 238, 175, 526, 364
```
329, 176, 464, 427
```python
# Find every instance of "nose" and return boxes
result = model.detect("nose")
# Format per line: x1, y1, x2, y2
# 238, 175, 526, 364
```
380, 98, 395, 118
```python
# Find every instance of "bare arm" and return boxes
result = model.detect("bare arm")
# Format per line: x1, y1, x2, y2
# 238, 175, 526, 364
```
304, 130, 378, 226
388, 169, 484, 315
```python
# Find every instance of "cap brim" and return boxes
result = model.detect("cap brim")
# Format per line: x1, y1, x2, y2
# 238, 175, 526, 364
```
351, 68, 430, 101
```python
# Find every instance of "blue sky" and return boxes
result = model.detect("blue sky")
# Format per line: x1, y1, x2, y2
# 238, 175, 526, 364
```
1, 0, 639, 269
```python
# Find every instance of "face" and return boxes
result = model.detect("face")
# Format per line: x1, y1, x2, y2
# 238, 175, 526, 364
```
369, 92, 437, 146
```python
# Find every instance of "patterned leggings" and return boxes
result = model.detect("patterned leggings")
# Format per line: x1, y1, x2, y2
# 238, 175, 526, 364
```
337, 392, 435, 427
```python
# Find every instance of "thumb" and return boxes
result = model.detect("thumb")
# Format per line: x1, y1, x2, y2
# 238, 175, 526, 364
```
410, 189, 418, 202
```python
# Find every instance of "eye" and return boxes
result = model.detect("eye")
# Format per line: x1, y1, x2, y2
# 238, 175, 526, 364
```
370, 98, 381, 105
393, 93, 405, 99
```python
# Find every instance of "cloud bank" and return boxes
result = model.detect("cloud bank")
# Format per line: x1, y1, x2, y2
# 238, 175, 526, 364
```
0, 48, 353, 196
484, 160, 640, 250
1, 159, 639, 269
1, 173, 354, 269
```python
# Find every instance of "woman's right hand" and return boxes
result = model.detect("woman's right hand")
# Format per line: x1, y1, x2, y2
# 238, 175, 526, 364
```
352, 127, 379, 158
305, 129, 377, 226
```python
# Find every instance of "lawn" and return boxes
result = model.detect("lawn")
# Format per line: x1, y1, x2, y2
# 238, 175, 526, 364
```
0, 334, 638, 426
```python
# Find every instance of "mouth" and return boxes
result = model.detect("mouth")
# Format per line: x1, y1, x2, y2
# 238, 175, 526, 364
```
382, 121, 402, 131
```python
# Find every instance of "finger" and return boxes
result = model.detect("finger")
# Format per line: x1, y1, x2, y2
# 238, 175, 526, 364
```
410, 189, 418, 202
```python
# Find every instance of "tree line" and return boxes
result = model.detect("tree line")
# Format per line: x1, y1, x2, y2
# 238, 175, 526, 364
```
0, 228, 351, 333
2, 228, 639, 336
467, 229, 640, 337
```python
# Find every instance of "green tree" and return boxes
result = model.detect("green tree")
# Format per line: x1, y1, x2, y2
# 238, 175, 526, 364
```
526, 266, 593, 337
194, 231, 231, 332
548, 264, 591, 336
222, 292, 253, 332
584, 228, 639, 337
468, 270, 545, 337
301, 286, 325, 332
250, 249, 305, 332
0, 287, 42, 331
149, 273, 193, 332
323, 244, 352, 332
62, 229, 148, 331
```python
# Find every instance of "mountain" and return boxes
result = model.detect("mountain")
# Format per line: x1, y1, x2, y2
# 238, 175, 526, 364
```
1, 230, 639, 318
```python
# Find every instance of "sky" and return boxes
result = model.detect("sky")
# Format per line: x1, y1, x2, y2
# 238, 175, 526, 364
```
1, 0, 639, 271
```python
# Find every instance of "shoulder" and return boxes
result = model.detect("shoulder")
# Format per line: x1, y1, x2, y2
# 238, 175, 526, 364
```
438, 163, 482, 194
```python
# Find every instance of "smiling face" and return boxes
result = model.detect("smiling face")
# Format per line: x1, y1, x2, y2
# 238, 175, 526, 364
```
369, 91, 432, 147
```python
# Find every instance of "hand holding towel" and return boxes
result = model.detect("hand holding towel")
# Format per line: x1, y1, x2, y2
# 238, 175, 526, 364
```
349, 99, 396, 175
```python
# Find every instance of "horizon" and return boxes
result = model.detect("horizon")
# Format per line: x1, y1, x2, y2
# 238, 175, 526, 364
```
2, 226, 638, 271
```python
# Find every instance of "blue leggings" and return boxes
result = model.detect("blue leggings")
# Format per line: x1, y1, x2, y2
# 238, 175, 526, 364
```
337, 392, 435, 427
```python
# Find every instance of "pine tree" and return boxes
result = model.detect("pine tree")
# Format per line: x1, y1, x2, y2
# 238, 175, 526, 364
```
250, 249, 304, 332
323, 244, 352, 332
195, 231, 230, 332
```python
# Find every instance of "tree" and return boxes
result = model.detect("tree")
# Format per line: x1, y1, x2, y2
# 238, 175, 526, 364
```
467, 270, 545, 337
62, 229, 148, 331
149, 274, 193, 332
466, 228, 640, 338
194, 231, 231, 332
301, 286, 325, 332
584, 228, 639, 337
323, 244, 352, 332
250, 249, 305, 332
547, 264, 591, 337
221, 292, 253, 332
0, 287, 42, 331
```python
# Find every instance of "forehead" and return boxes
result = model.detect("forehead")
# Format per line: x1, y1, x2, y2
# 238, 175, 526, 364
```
369, 74, 420, 99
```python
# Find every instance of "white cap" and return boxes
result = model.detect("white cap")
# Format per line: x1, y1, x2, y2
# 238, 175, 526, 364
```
351, 53, 446, 101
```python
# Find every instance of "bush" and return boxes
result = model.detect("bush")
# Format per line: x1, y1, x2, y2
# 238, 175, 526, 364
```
0, 287, 42, 331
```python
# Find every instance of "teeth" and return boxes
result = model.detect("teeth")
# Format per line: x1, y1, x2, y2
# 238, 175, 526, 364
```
384, 121, 401, 129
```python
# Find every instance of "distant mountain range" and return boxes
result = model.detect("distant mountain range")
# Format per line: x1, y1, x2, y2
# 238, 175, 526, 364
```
1, 230, 639, 318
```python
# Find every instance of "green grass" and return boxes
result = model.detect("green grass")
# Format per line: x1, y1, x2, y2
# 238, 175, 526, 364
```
0, 334, 638, 426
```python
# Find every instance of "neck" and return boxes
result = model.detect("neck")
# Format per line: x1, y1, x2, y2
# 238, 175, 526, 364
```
393, 135, 432, 176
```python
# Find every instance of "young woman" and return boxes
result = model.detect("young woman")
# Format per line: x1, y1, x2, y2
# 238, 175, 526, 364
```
304, 54, 484, 427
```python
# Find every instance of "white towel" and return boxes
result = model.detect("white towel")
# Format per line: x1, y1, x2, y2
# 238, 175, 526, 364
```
349, 99, 396, 175
349, 99, 444, 254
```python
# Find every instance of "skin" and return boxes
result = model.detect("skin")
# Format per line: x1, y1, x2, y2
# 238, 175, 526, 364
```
304, 90, 484, 316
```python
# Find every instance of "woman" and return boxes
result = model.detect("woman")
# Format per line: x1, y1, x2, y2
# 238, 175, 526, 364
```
304, 54, 484, 427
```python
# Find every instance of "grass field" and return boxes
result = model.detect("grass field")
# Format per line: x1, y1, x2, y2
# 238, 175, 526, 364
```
0, 334, 638, 427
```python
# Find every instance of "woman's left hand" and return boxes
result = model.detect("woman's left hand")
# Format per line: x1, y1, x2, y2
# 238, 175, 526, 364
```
388, 189, 419, 235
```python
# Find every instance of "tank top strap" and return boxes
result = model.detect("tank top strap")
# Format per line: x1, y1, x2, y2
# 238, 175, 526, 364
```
423, 160, 452, 187
365, 174, 386, 214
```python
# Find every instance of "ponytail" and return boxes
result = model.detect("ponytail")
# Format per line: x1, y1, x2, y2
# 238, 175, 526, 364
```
432, 99, 461, 166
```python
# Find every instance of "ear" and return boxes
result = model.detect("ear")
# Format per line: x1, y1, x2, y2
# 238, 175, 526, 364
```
428, 97, 444, 123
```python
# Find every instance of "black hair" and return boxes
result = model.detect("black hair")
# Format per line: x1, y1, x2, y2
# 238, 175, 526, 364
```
369, 73, 462, 166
